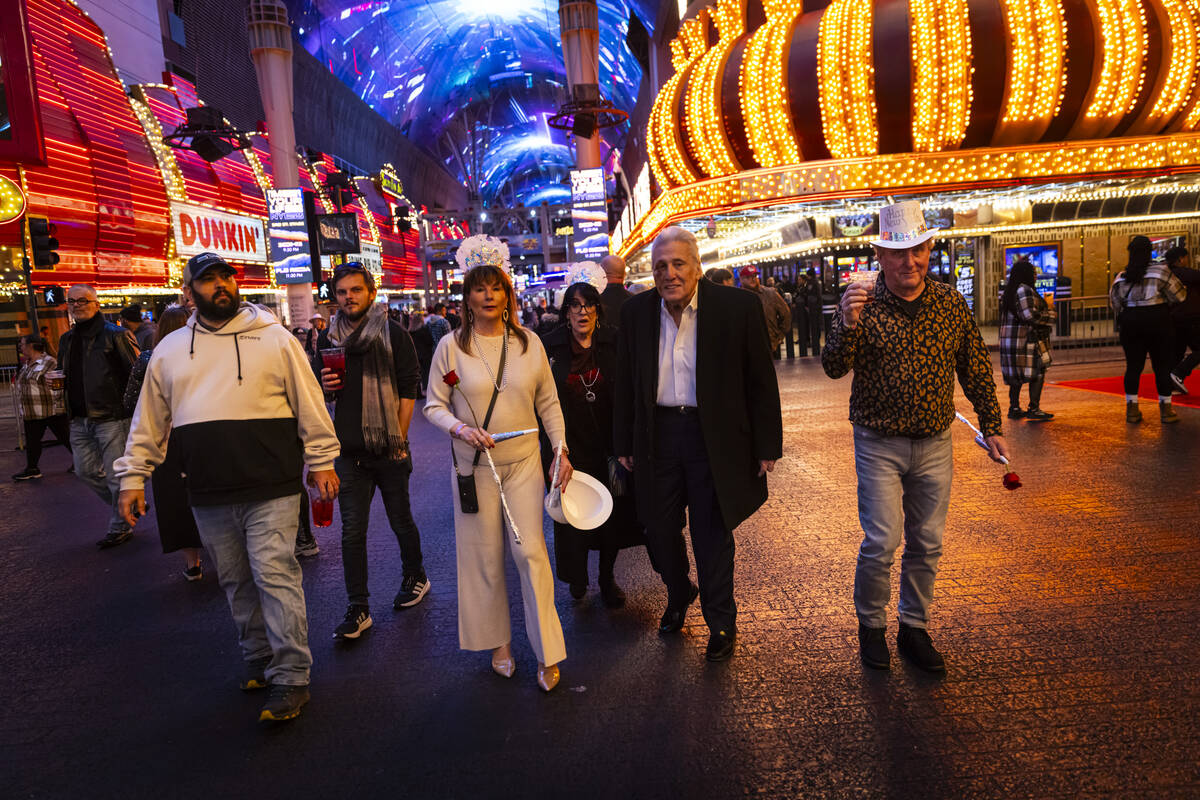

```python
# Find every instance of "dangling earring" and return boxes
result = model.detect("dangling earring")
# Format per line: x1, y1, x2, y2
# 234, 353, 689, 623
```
467, 308, 474, 325
502, 308, 510, 323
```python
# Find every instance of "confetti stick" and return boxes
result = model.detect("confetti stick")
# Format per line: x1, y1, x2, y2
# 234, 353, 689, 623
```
954, 412, 1009, 466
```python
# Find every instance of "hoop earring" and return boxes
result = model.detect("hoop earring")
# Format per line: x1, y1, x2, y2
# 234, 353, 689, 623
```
467, 308, 474, 324
502, 308, 510, 323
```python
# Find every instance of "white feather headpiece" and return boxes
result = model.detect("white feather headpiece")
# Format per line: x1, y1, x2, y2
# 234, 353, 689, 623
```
455, 234, 511, 275
564, 260, 607, 292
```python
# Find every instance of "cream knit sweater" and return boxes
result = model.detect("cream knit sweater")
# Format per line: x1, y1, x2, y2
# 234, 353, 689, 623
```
424, 329, 566, 468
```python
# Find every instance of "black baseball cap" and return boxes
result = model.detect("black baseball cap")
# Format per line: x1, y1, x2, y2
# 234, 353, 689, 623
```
183, 252, 236, 285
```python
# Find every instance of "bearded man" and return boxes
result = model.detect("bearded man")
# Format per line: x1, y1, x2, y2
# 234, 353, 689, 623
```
314, 263, 429, 643
115, 252, 340, 723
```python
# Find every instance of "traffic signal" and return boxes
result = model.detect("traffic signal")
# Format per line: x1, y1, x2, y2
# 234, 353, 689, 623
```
28, 217, 60, 268
42, 286, 65, 306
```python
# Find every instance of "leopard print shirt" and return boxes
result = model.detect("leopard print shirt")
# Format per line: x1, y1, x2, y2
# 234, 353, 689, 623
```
822, 278, 1002, 438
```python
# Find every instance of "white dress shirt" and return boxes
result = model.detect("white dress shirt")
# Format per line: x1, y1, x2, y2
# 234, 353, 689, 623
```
656, 288, 699, 407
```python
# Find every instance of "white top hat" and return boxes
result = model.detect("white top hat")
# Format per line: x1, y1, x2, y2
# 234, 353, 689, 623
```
544, 470, 613, 530
870, 200, 939, 249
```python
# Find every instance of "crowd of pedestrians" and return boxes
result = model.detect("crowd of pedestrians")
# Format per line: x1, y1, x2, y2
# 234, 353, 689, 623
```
10, 198, 1191, 727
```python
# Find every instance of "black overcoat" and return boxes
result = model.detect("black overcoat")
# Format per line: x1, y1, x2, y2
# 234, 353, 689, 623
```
613, 279, 783, 531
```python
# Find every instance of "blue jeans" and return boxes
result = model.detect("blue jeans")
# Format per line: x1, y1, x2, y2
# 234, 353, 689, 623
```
335, 454, 424, 606
191, 495, 311, 686
70, 417, 132, 536
852, 426, 953, 629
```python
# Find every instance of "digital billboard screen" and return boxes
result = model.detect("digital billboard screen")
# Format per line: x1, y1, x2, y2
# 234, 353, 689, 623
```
267, 188, 314, 285
317, 213, 362, 255
570, 168, 608, 260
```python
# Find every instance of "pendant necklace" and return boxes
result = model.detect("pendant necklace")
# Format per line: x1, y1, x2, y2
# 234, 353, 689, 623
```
579, 368, 599, 403
472, 328, 508, 392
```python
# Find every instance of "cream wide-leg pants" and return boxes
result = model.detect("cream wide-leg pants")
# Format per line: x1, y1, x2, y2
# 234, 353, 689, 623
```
451, 451, 566, 666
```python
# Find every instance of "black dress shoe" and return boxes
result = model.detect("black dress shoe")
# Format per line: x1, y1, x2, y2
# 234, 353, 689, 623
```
568, 582, 587, 600
658, 582, 699, 633
705, 629, 736, 662
897, 623, 946, 675
858, 624, 890, 670
599, 580, 626, 609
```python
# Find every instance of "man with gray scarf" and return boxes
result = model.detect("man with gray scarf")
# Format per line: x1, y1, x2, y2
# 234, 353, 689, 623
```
316, 263, 429, 641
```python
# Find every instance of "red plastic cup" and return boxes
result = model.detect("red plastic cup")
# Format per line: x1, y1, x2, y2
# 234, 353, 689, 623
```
320, 347, 346, 384
309, 486, 334, 527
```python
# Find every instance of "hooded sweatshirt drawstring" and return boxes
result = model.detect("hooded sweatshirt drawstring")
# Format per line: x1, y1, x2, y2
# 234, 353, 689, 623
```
189, 312, 249, 383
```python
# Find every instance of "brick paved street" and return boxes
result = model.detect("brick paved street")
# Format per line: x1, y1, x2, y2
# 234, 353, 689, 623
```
1, 357, 1197, 799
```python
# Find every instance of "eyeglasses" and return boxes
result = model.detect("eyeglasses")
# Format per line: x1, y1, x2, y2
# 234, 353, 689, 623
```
566, 302, 597, 313
66, 298, 96, 307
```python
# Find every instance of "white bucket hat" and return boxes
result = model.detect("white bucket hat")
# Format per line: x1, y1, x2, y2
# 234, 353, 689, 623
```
870, 200, 940, 249
544, 470, 613, 530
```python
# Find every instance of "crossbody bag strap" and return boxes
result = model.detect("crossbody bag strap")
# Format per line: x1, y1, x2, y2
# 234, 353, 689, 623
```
471, 332, 508, 468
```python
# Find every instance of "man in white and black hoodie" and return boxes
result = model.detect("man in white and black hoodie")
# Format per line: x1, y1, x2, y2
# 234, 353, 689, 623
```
115, 252, 340, 724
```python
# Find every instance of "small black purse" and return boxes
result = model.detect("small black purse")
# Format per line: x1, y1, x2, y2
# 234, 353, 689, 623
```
451, 342, 506, 514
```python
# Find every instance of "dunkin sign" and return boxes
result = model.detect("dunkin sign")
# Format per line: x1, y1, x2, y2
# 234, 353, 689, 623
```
171, 202, 268, 264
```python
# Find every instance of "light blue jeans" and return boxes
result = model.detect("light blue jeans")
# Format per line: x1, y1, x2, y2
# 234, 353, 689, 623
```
852, 425, 953, 629
70, 417, 132, 536
191, 494, 311, 686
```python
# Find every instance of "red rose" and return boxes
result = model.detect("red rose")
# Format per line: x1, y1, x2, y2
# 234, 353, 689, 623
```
1002, 472, 1022, 490
443, 370, 460, 387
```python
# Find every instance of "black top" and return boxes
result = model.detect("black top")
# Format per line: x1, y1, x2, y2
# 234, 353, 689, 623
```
67, 321, 89, 418
410, 325, 434, 367
896, 290, 926, 319
600, 283, 634, 324
317, 320, 421, 456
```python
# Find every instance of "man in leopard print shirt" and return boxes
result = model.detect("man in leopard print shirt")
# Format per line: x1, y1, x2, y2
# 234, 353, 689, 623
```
822, 200, 1008, 676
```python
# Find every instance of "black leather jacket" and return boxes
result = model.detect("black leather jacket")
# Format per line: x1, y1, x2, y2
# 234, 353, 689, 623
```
58, 315, 139, 421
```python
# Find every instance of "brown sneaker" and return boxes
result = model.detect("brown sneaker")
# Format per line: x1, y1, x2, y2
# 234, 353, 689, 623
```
1160, 401, 1180, 424
1126, 402, 1143, 423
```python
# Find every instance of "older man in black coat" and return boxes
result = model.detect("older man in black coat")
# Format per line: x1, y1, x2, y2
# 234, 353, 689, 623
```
614, 226, 783, 662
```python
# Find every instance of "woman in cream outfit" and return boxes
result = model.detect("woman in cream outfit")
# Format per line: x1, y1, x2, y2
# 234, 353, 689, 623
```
424, 262, 573, 692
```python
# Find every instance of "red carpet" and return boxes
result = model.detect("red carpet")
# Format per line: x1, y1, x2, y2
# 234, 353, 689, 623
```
1052, 373, 1200, 408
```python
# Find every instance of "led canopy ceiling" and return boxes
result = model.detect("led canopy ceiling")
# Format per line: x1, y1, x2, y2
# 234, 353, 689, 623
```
286, 0, 654, 207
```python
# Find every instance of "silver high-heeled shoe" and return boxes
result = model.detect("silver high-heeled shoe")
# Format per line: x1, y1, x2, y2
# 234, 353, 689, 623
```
537, 663, 560, 692
491, 650, 515, 678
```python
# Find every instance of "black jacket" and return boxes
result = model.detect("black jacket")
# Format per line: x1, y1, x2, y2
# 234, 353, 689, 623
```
59, 316, 139, 421
600, 283, 634, 324
613, 279, 783, 531
542, 323, 619, 466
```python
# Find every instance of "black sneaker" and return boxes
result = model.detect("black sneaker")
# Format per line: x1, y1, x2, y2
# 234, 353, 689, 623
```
1024, 408, 1054, 421
294, 534, 320, 558
96, 530, 132, 549
897, 623, 946, 675
393, 572, 430, 609
1171, 372, 1188, 394
239, 655, 272, 691
183, 565, 203, 582
333, 604, 372, 640
12, 468, 42, 481
258, 683, 310, 723
1006, 407, 1026, 420
858, 624, 890, 670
